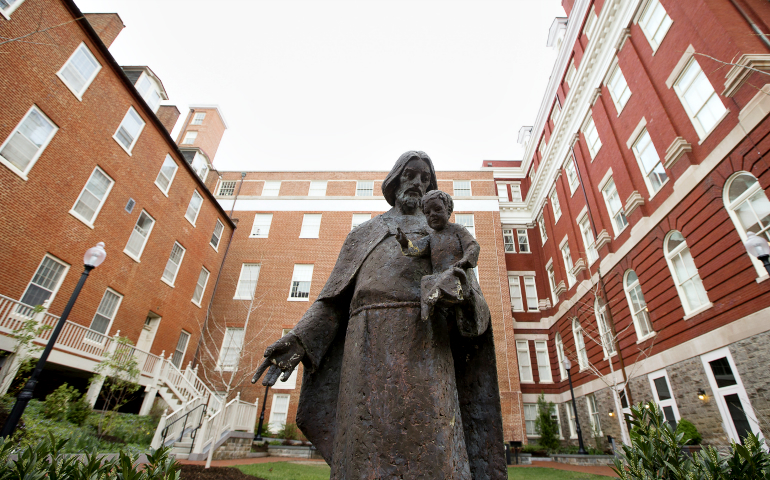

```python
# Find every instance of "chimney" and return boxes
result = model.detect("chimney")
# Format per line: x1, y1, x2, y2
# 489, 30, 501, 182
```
84, 13, 125, 48
176, 106, 228, 164
156, 105, 181, 133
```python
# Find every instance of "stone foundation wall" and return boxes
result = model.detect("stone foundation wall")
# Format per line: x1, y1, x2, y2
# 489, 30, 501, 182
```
213, 436, 253, 460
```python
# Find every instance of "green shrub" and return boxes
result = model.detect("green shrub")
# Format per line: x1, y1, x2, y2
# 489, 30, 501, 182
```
67, 397, 91, 426
676, 419, 702, 445
43, 383, 82, 421
534, 393, 560, 452
276, 422, 298, 441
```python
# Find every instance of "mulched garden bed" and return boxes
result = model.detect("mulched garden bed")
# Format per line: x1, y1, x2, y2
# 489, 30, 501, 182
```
179, 464, 266, 480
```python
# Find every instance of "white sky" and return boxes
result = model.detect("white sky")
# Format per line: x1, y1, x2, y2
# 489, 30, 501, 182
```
74, 0, 565, 172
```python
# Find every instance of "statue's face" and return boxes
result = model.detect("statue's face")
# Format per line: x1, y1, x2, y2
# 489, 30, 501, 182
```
423, 197, 449, 230
395, 158, 431, 212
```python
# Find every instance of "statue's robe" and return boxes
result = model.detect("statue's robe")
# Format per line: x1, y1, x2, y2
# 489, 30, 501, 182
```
292, 208, 507, 480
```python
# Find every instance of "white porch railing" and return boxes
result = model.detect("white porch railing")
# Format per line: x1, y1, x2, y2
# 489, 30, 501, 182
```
187, 393, 258, 455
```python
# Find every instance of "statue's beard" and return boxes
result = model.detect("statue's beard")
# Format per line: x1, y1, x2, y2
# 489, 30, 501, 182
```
401, 195, 420, 211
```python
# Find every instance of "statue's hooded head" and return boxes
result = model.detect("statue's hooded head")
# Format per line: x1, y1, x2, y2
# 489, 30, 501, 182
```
382, 151, 438, 207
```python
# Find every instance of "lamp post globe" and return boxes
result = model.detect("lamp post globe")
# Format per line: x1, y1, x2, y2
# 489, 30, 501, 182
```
743, 232, 770, 276
563, 356, 587, 455
0, 243, 106, 438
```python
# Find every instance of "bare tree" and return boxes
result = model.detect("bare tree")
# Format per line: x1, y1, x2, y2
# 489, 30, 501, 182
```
0, 4, 83, 50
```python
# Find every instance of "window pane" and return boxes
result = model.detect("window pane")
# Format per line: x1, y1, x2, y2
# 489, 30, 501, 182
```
193, 268, 209, 304
185, 191, 203, 222
2, 109, 55, 172
728, 173, 758, 203
20, 257, 66, 307
356, 181, 374, 196
709, 357, 737, 388
162, 243, 184, 283
236, 264, 261, 299
724, 393, 752, 441
74, 169, 112, 222
251, 213, 273, 237
211, 220, 224, 248
653, 376, 672, 400
155, 155, 177, 192
125, 211, 154, 257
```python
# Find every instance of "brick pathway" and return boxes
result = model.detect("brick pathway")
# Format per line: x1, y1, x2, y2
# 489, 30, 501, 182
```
512, 460, 619, 478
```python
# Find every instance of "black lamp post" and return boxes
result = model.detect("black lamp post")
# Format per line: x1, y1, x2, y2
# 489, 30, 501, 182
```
0, 242, 106, 438
255, 385, 270, 441
563, 356, 588, 455
743, 232, 770, 276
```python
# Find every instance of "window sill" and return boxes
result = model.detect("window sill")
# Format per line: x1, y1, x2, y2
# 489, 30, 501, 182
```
160, 277, 176, 288
539, 381, 554, 384
249, 235, 269, 239
613, 224, 629, 239
683, 302, 714, 320
154, 181, 170, 197
614, 96, 630, 117
756, 274, 769, 284
233, 296, 254, 300
298, 236, 320, 239
209, 242, 220, 252
647, 178, 669, 202
112, 135, 135, 156
520, 381, 535, 385
185, 216, 197, 227
56, 72, 86, 102
287, 297, 310, 302
191, 299, 202, 308
636, 332, 657, 344
697, 109, 730, 145
69, 210, 95, 230
123, 249, 142, 263
0, 156, 30, 181
589, 145, 602, 162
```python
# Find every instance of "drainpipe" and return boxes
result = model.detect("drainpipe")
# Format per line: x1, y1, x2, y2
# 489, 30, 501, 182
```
728, 0, 770, 51
569, 144, 634, 406
192, 172, 247, 366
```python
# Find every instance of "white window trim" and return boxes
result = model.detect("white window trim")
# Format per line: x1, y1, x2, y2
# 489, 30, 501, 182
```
299, 213, 322, 239
503, 229, 516, 253
0, 0, 25, 19
517, 229, 530, 254
154, 154, 178, 197
0, 105, 58, 180
192, 267, 210, 307
112, 107, 145, 155
351, 213, 371, 230
595, 299, 617, 359
234, 264, 261, 300
524, 275, 539, 312
555, 333, 567, 381
454, 180, 472, 197
308, 180, 328, 197
210, 219, 225, 252
624, 270, 656, 342
605, 59, 631, 115
550, 189, 562, 223
161, 242, 186, 288
723, 172, 770, 279
671, 58, 730, 143
356, 180, 374, 197
192, 112, 206, 125
663, 231, 712, 316
509, 275, 524, 312
511, 182, 523, 202
216, 327, 245, 371
587, 394, 602, 436
565, 156, 579, 196
517, 340, 533, 383
700, 347, 765, 444
88, 288, 123, 341
19, 254, 70, 309
601, 177, 629, 237
535, 340, 553, 383
68, 166, 115, 229
56, 42, 102, 101
172, 330, 191, 368
647, 369, 681, 426
217, 180, 237, 196
573, 319, 588, 371
636, 0, 673, 54
268, 394, 291, 431
538, 213, 548, 245
262, 181, 281, 197
185, 190, 203, 226
567, 401, 578, 439
182, 130, 198, 145
288, 264, 314, 301
632, 128, 669, 201
250, 213, 273, 238
582, 114, 602, 160
123, 209, 156, 262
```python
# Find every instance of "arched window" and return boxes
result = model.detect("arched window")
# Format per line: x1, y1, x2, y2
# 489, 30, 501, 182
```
724, 171, 770, 276
572, 318, 588, 370
624, 270, 654, 340
595, 299, 616, 357
555, 332, 567, 380
664, 231, 710, 315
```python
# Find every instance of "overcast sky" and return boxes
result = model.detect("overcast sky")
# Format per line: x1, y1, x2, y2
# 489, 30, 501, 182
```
74, 0, 565, 172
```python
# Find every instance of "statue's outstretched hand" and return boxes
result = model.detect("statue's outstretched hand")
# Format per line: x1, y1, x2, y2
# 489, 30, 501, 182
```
252, 333, 305, 386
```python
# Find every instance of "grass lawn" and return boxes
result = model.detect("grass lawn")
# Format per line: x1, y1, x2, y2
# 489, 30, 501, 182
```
235, 463, 613, 480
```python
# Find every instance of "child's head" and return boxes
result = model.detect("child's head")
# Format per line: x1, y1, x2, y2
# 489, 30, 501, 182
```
422, 190, 453, 230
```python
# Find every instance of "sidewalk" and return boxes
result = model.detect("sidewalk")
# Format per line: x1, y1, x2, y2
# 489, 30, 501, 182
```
512, 460, 619, 478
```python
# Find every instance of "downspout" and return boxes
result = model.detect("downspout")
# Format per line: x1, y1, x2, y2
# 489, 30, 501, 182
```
569, 144, 634, 406
728, 0, 770, 51
192, 172, 247, 367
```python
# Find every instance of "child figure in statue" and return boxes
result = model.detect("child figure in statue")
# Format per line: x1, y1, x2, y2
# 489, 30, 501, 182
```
396, 189, 480, 321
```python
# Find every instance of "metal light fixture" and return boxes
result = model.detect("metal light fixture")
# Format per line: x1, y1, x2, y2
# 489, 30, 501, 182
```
608, 409, 615, 417
743, 232, 770, 275
698, 388, 707, 401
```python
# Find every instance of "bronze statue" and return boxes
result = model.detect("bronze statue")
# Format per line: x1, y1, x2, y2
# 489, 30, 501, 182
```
253, 151, 506, 479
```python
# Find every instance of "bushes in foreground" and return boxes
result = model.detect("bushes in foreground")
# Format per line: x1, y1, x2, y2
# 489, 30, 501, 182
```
613, 402, 770, 480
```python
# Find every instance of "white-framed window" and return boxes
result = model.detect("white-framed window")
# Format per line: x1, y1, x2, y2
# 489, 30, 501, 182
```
550, 405, 563, 438
555, 332, 567, 380
539, 137, 547, 157
583, 115, 602, 159
454, 180, 471, 196
562, 242, 576, 288
503, 229, 516, 252
210, 219, 225, 250
497, 183, 508, 201
673, 59, 727, 139
57, 43, 101, 100
88, 288, 122, 338
724, 172, 770, 277
182, 131, 197, 145
517, 340, 533, 383
0, 0, 25, 18
218, 180, 237, 196
572, 318, 588, 370
565, 157, 579, 194
587, 394, 602, 435
190, 152, 209, 181
602, 178, 628, 234
624, 270, 654, 340
262, 181, 280, 196
268, 394, 291, 432
583, 6, 598, 39
351, 213, 371, 230
161, 242, 186, 286
551, 102, 561, 124
251, 213, 273, 238
523, 403, 538, 436
607, 63, 632, 112
70, 167, 114, 226
171, 330, 190, 368
565, 59, 577, 88
647, 369, 681, 430
538, 214, 548, 244
595, 299, 616, 357
550, 190, 562, 222
185, 190, 203, 225
217, 328, 245, 371
19, 255, 69, 310
308, 180, 327, 196
124, 210, 155, 261
192, 267, 210, 306
579, 216, 599, 263
547, 262, 557, 305
664, 231, 710, 314
234, 264, 261, 300
524, 276, 538, 312
299, 214, 322, 238
535, 340, 553, 383
136, 73, 162, 112
700, 348, 764, 443
356, 180, 374, 196
154, 154, 178, 195
639, 0, 673, 52
456, 214, 475, 238
567, 402, 577, 438
289, 264, 313, 300
633, 130, 668, 196
517, 229, 530, 253
509, 276, 524, 312
511, 183, 523, 202
192, 112, 206, 125
113, 107, 145, 154
0, 105, 58, 178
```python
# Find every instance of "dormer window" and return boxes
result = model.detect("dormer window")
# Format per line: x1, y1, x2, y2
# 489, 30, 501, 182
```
136, 73, 162, 112
190, 152, 209, 181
